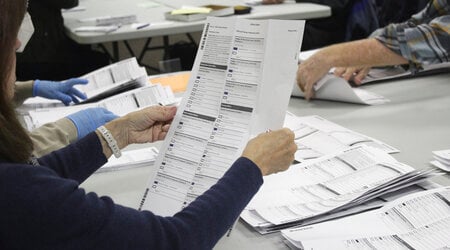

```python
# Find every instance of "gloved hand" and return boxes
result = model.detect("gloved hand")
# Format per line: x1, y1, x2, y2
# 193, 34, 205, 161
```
33, 78, 89, 106
67, 107, 119, 139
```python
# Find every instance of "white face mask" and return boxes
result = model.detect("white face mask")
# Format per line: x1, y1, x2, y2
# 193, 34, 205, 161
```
17, 12, 34, 53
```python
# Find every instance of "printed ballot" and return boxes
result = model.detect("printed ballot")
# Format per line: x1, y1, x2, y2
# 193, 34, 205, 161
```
139, 17, 305, 215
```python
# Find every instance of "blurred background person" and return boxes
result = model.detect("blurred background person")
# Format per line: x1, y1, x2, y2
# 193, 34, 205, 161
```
15, 0, 110, 81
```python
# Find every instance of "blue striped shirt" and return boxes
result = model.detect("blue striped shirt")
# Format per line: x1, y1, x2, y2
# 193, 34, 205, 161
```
372, 0, 450, 70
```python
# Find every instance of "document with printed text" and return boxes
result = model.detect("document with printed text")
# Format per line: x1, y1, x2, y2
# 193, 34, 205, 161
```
282, 186, 450, 250
139, 17, 305, 215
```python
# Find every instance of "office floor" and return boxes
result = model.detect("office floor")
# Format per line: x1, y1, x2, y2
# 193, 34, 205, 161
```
97, 32, 202, 76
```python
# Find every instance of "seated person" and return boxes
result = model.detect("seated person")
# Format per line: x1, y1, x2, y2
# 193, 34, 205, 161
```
1, 3, 297, 248
16, 0, 109, 81
297, 0, 450, 100
263, 0, 356, 50
15, 79, 117, 157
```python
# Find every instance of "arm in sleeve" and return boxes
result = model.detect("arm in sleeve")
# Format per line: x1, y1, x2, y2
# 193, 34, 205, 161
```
3, 157, 263, 249
30, 118, 78, 157
13, 81, 34, 107
37, 132, 107, 182
374, 0, 450, 66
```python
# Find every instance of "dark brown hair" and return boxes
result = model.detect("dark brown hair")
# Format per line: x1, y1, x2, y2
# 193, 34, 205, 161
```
0, 0, 33, 163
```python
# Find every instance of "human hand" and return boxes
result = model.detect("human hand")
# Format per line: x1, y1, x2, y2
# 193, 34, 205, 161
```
103, 106, 177, 150
33, 78, 88, 105
262, 0, 284, 4
334, 66, 371, 85
242, 128, 296, 176
296, 52, 332, 101
67, 107, 118, 139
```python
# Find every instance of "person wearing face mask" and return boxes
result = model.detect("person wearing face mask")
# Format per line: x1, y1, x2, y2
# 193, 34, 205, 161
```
15, 0, 110, 81
0, 2, 297, 249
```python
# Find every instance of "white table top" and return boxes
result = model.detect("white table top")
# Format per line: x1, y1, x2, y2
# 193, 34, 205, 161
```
63, 0, 331, 44
81, 72, 450, 249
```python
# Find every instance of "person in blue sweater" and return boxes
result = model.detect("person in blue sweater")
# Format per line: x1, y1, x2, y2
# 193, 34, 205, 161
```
0, 1, 297, 249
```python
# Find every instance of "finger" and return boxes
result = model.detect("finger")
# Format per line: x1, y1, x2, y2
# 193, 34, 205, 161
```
104, 113, 119, 122
334, 67, 346, 77
162, 123, 171, 132
296, 71, 305, 92
353, 67, 370, 85
69, 88, 87, 100
342, 68, 357, 81
142, 106, 177, 123
66, 78, 89, 87
70, 94, 80, 104
304, 81, 315, 101
156, 131, 168, 141
54, 92, 73, 106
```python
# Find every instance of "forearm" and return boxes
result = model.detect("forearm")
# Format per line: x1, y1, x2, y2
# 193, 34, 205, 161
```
13, 81, 34, 106
30, 118, 78, 157
37, 132, 107, 181
318, 38, 409, 68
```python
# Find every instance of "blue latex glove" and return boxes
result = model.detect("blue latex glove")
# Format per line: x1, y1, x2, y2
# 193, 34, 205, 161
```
33, 78, 89, 106
66, 107, 118, 139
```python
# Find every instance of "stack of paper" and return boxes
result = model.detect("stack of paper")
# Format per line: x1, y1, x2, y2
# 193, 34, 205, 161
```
282, 186, 450, 249
291, 74, 390, 105
77, 57, 147, 103
362, 62, 450, 84
21, 58, 148, 110
165, 5, 234, 22
284, 112, 398, 163
22, 83, 176, 131
96, 147, 159, 173
430, 149, 450, 172
240, 145, 444, 233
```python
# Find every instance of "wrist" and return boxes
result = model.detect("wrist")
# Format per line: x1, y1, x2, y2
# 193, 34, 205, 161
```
32, 80, 40, 97
315, 48, 335, 70
104, 118, 129, 149
96, 126, 121, 158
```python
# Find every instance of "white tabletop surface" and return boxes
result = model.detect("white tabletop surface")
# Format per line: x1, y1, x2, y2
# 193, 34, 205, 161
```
63, 0, 331, 44
81, 72, 450, 249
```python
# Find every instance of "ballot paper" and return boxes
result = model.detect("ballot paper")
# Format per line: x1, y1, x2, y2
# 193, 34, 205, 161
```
292, 74, 390, 105
282, 186, 450, 250
431, 149, 450, 172
21, 58, 147, 109
139, 17, 305, 215
22, 84, 176, 130
96, 147, 159, 173
283, 112, 398, 163
240, 145, 444, 233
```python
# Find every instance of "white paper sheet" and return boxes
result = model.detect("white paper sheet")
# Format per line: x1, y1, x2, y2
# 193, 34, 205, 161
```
139, 17, 305, 216
282, 187, 450, 250
283, 113, 399, 163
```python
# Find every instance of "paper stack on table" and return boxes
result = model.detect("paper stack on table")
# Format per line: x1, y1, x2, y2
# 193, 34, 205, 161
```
21, 83, 176, 131
96, 147, 159, 173
281, 186, 450, 250
284, 112, 398, 163
431, 149, 450, 171
241, 145, 445, 233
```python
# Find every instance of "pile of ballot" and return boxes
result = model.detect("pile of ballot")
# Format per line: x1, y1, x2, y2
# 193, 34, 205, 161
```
430, 149, 450, 171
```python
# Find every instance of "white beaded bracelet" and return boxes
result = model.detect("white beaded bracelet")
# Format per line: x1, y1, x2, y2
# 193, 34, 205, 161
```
97, 125, 122, 158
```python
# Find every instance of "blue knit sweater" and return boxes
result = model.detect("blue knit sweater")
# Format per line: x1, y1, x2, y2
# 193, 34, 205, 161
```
0, 132, 263, 249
